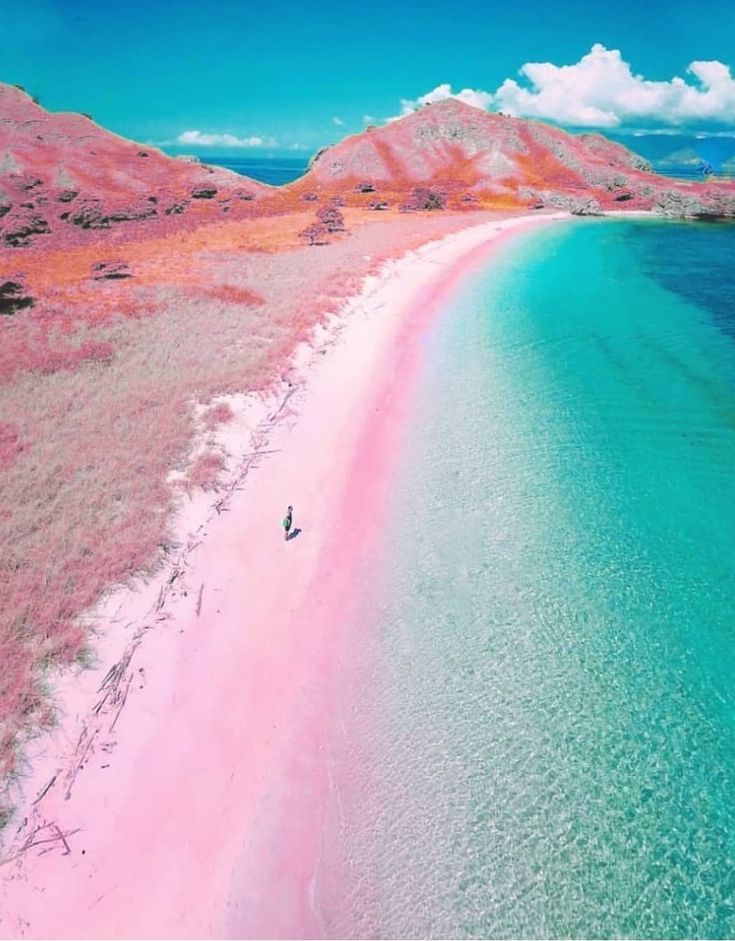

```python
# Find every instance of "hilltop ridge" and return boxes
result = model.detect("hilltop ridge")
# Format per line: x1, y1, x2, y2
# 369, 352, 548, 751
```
2, 86, 735, 254
294, 97, 735, 215
0, 84, 269, 249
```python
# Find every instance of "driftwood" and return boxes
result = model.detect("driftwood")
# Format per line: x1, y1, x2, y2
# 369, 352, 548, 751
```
3, 374, 312, 867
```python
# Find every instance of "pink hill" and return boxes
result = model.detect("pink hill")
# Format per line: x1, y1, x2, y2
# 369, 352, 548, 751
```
0, 84, 270, 249
298, 98, 735, 215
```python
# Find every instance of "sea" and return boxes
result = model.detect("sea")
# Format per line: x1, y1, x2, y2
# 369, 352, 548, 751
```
316, 218, 735, 939
197, 155, 308, 184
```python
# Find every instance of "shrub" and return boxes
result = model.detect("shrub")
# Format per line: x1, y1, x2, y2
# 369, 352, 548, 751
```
316, 204, 345, 232
203, 402, 234, 429
299, 222, 329, 245
399, 187, 446, 212
188, 451, 225, 490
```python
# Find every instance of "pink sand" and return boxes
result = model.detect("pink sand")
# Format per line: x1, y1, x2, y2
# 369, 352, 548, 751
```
0, 213, 563, 939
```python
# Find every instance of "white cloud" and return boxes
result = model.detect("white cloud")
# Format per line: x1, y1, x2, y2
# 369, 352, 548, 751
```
363, 114, 377, 125
332, 116, 344, 126
392, 83, 493, 121
389, 45, 735, 129
176, 129, 265, 147
495, 44, 735, 127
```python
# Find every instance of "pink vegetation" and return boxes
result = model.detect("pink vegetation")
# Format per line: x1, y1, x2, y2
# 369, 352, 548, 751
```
0, 217, 550, 939
0, 205, 487, 779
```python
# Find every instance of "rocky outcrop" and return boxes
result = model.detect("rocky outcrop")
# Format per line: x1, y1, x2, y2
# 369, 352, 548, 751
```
191, 186, 217, 199
0, 277, 34, 314
1, 209, 50, 246
91, 260, 132, 280
654, 187, 735, 218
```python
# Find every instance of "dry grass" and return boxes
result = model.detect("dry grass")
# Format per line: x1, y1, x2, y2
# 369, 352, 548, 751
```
0, 208, 502, 777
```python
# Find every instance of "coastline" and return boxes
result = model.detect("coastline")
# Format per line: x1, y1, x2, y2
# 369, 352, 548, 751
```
0, 211, 566, 939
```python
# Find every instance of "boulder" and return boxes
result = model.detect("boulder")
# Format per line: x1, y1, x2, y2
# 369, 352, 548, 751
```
91, 261, 132, 280
1, 210, 50, 246
0, 278, 34, 314
68, 200, 110, 229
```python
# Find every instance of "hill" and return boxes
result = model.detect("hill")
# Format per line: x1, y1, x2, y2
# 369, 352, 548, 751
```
0, 84, 270, 249
296, 98, 735, 216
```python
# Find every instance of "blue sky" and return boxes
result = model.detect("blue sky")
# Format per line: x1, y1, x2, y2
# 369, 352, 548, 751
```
4, 0, 735, 154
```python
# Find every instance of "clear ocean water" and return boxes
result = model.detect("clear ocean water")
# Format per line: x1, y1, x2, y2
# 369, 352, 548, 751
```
198, 155, 308, 184
320, 218, 735, 939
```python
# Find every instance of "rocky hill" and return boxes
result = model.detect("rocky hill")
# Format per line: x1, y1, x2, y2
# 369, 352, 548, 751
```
2, 87, 735, 255
0, 84, 270, 249
297, 98, 735, 216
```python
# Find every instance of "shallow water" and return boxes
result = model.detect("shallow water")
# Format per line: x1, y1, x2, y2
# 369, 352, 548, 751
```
319, 219, 735, 939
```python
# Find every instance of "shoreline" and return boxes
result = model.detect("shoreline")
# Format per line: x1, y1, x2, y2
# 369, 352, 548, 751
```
0, 211, 566, 939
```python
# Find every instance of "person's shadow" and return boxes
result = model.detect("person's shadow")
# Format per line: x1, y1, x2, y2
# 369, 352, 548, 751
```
287, 527, 302, 541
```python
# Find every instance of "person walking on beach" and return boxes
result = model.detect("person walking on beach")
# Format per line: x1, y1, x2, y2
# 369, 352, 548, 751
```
282, 505, 293, 541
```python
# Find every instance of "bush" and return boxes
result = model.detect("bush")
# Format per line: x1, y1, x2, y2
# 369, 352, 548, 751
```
316, 205, 345, 232
399, 187, 446, 212
299, 222, 329, 245
188, 451, 225, 491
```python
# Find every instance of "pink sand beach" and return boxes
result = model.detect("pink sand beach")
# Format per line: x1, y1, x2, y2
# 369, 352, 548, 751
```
0, 213, 563, 939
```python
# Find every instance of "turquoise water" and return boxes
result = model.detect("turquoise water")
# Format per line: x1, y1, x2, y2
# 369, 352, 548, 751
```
321, 219, 735, 939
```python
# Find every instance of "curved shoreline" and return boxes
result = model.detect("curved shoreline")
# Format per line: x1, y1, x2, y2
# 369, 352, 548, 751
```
0, 212, 566, 939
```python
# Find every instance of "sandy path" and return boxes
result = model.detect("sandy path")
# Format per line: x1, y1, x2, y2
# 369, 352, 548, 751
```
0, 213, 565, 939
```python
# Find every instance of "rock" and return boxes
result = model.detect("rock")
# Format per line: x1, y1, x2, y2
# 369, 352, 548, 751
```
614, 192, 634, 202
91, 261, 132, 280
191, 186, 217, 199
7, 172, 43, 191
542, 193, 602, 215
106, 203, 157, 223
234, 188, 255, 201
0, 278, 34, 314
367, 200, 389, 210
1, 210, 50, 246
67, 198, 156, 228
355, 181, 376, 193
68, 200, 110, 229
654, 189, 708, 217
164, 200, 188, 215
57, 189, 79, 203
302, 192, 319, 201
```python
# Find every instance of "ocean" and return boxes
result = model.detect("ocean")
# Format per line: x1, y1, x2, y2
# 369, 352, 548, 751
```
197, 155, 308, 185
319, 218, 735, 938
